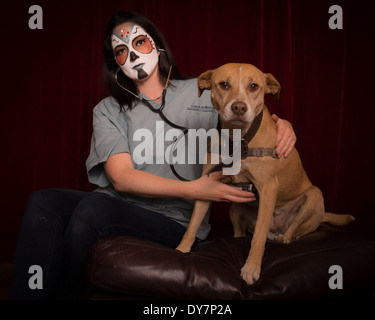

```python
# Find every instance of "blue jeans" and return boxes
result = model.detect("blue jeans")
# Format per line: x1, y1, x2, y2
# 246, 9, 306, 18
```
8, 189, 187, 299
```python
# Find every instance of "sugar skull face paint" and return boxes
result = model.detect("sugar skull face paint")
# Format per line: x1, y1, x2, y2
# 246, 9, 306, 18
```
111, 23, 159, 80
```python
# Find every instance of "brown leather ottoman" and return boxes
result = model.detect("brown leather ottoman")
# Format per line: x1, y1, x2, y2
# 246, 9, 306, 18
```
84, 224, 375, 300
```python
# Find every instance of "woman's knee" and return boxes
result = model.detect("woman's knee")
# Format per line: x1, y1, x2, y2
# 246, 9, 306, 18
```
26, 189, 55, 209
23, 189, 90, 230
23, 189, 62, 228
65, 192, 112, 238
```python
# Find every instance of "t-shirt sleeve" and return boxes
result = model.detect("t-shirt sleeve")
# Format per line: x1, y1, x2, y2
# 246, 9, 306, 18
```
85, 100, 130, 187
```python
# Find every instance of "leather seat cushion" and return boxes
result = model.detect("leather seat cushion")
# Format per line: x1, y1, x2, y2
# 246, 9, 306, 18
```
85, 226, 375, 299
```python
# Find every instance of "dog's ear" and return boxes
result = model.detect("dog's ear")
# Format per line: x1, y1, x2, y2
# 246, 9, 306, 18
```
197, 70, 214, 97
264, 73, 281, 100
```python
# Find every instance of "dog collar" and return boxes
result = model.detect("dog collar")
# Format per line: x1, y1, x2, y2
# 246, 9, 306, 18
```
207, 109, 277, 176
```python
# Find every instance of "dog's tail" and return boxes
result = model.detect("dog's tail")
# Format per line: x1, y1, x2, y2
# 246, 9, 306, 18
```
322, 212, 355, 226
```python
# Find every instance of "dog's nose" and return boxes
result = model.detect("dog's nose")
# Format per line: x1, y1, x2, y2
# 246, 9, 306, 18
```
231, 102, 247, 115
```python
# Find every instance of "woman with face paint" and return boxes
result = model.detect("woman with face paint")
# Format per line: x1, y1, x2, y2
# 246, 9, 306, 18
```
8, 11, 297, 299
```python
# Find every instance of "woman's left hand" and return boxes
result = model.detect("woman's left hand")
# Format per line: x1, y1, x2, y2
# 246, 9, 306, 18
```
272, 114, 297, 158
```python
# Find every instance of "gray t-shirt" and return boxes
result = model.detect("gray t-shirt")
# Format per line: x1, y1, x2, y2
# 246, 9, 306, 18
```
86, 78, 217, 240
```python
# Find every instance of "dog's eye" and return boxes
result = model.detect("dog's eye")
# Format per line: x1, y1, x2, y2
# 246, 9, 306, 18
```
249, 83, 259, 91
219, 81, 230, 90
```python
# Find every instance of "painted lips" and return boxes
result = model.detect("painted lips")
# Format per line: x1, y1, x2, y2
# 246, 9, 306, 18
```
133, 63, 145, 71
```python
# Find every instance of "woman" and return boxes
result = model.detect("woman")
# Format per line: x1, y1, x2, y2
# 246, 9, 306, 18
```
8, 11, 296, 299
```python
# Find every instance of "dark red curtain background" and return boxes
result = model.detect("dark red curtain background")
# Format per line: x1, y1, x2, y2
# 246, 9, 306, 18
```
1, 0, 374, 263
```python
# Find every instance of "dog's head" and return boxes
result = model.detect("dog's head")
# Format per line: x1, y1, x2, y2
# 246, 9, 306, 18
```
198, 63, 280, 130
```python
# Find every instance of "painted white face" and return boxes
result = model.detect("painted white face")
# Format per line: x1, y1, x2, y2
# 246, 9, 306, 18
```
111, 23, 159, 80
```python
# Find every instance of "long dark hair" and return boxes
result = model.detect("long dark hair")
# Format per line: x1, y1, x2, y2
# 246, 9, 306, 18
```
103, 11, 188, 110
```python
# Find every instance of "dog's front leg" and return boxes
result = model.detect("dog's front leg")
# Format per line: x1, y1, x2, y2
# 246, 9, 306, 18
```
176, 200, 211, 253
241, 176, 278, 285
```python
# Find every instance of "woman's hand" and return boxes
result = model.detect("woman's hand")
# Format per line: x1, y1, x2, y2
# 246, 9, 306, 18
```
187, 171, 256, 203
272, 114, 297, 158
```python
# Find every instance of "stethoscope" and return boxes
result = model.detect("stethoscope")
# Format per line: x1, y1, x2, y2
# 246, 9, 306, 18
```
114, 66, 190, 181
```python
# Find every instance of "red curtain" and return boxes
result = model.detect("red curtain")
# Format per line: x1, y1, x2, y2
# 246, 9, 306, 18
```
1, 0, 374, 262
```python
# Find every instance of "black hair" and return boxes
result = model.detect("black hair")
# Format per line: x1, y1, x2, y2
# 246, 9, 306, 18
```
103, 11, 189, 111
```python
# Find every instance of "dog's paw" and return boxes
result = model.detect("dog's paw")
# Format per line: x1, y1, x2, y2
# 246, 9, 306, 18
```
274, 234, 292, 244
240, 263, 260, 285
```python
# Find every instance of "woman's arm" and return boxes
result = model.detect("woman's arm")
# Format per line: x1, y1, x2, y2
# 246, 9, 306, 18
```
104, 115, 296, 202
104, 152, 256, 203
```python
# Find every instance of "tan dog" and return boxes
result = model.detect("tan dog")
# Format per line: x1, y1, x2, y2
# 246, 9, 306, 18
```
176, 63, 354, 285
